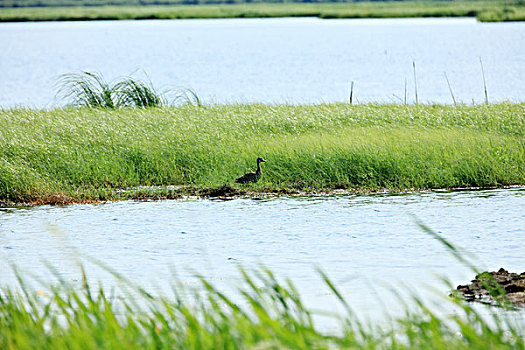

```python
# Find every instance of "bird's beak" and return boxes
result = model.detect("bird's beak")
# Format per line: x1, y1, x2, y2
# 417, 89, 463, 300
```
262, 159, 266, 162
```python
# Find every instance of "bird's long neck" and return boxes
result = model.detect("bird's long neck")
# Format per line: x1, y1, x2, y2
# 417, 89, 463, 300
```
256, 161, 262, 175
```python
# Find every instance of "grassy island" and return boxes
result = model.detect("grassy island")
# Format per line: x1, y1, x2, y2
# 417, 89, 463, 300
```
1, 100, 524, 348
0, 1, 524, 23
1, 102, 524, 205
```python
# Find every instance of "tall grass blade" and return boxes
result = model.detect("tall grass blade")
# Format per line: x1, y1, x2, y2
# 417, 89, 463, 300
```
404, 77, 407, 105
413, 215, 513, 308
480, 57, 489, 104
316, 268, 355, 318
412, 215, 478, 273
444, 72, 457, 106
349, 81, 354, 105
413, 61, 419, 104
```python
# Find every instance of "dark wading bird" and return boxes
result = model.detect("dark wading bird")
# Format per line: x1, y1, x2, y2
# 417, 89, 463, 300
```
235, 157, 266, 184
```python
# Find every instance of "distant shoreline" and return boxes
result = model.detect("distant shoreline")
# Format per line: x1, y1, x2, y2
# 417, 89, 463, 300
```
1, 1, 524, 23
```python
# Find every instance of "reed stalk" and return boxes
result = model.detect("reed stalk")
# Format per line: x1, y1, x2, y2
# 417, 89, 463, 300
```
404, 77, 407, 105
349, 81, 354, 105
480, 57, 489, 104
413, 61, 418, 104
444, 72, 457, 106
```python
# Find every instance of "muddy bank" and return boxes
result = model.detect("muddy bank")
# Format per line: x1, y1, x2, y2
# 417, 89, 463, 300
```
455, 268, 525, 308
1, 184, 523, 207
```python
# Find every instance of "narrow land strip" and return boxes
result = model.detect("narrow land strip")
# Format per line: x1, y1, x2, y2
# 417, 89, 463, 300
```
1, 1, 524, 22
1, 103, 524, 205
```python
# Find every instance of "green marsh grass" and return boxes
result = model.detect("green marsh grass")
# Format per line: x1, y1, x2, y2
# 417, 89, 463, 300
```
0, 103, 524, 204
477, 3, 525, 22
1, 225, 524, 349
1, 1, 524, 22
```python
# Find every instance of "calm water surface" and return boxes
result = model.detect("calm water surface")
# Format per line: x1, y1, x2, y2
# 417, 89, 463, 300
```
1, 188, 524, 319
1, 18, 525, 107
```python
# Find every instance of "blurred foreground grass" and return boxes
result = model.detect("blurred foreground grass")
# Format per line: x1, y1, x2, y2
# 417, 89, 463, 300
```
1, 223, 524, 349
1, 103, 524, 204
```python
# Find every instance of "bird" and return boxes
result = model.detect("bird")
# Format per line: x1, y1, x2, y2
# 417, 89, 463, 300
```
235, 157, 266, 184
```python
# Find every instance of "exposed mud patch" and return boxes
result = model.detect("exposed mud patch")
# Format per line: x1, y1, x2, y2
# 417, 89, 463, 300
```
455, 268, 525, 308
1, 185, 523, 207
198, 184, 245, 198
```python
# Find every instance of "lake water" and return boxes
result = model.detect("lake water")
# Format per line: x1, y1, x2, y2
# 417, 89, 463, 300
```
1, 188, 524, 320
1, 17, 525, 108
1, 16, 524, 325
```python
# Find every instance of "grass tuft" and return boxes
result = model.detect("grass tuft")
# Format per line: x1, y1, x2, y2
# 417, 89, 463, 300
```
114, 76, 166, 108
56, 71, 171, 108
56, 71, 117, 109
